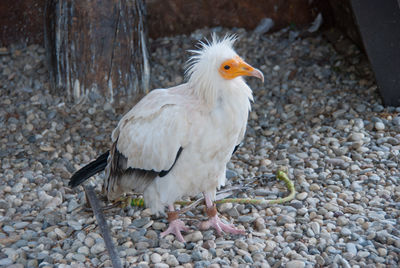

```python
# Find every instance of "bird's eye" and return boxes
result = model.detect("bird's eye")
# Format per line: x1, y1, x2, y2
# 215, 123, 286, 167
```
224, 65, 230, 70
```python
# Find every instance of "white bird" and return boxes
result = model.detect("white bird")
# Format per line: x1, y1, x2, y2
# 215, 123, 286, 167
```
69, 35, 264, 242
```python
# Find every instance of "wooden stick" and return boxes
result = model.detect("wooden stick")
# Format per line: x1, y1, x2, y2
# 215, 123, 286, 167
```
84, 186, 122, 268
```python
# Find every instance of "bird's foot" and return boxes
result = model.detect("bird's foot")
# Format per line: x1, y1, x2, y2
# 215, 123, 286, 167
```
199, 215, 245, 235
199, 204, 245, 235
160, 211, 190, 243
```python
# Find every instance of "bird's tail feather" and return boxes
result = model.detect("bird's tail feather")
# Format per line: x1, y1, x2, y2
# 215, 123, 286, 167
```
69, 151, 110, 187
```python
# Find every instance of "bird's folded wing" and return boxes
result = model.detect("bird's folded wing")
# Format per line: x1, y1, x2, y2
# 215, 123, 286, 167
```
112, 91, 189, 173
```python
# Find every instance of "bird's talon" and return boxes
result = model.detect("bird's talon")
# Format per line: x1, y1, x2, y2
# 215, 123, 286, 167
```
200, 215, 245, 236
160, 219, 189, 243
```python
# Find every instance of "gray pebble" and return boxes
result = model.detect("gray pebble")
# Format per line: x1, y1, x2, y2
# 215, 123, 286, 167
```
0, 258, 13, 266
277, 215, 295, 225
177, 253, 191, 263
237, 215, 255, 223
90, 243, 106, 254
131, 217, 151, 228
346, 243, 357, 256
285, 260, 305, 268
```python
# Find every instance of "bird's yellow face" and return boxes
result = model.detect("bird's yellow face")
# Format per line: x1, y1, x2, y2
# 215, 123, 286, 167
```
219, 56, 264, 82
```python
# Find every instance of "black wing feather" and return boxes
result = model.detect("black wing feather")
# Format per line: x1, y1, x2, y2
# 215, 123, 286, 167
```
69, 151, 109, 187
232, 144, 240, 155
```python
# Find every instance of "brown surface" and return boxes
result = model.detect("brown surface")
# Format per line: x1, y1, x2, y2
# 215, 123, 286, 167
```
1, 0, 324, 46
45, 0, 149, 105
0, 0, 46, 46
146, 0, 321, 38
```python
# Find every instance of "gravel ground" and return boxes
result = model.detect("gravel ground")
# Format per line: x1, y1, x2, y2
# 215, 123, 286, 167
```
1, 27, 400, 268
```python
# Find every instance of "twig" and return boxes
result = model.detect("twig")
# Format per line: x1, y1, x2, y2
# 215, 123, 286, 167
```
84, 186, 122, 268
128, 170, 296, 208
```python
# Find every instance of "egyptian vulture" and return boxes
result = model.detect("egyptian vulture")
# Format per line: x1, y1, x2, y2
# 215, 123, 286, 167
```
69, 35, 264, 242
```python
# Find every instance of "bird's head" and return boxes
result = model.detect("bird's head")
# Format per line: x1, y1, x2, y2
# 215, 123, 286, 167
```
186, 34, 263, 105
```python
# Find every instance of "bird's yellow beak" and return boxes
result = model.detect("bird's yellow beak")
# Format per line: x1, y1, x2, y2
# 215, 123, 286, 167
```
219, 56, 264, 82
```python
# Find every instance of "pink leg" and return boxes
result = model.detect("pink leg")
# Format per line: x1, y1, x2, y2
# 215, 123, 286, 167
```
199, 193, 245, 235
160, 205, 190, 242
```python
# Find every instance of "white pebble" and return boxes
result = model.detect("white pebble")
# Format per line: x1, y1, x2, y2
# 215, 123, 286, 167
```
151, 253, 162, 263
375, 122, 385, 131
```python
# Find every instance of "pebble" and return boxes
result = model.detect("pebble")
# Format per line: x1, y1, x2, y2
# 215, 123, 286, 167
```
264, 240, 276, 252
277, 215, 295, 225
184, 231, 203, 242
151, 253, 162, 263
309, 222, 320, 235
286, 260, 305, 268
254, 217, 266, 231
238, 215, 255, 223
131, 217, 151, 228
377, 247, 387, 257
166, 255, 179, 266
341, 227, 352, 236
0, 26, 398, 268
154, 264, 169, 268
91, 243, 106, 254
296, 192, 308, 200
218, 202, 233, 212
0, 258, 13, 266
375, 122, 385, 130
72, 253, 86, 262
177, 253, 191, 263
13, 222, 29, 229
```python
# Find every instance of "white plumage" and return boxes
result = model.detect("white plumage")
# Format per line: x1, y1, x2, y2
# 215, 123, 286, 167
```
103, 35, 263, 215
69, 34, 263, 241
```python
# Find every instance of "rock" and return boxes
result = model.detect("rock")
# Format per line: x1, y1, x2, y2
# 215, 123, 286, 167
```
254, 18, 274, 34
238, 215, 255, 223
54, 228, 67, 239
0, 258, 13, 266
77, 246, 89, 256
202, 240, 216, 249
67, 220, 83, 231
254, 217, 266, 231
72, 253, 86, 262
346, 243, 357, 256
309, 222, 320, 235
374, 121, 385, 130
91, 243, 106, 254
184, 231, 203, 242
67, 199, 80, 212
177, 253, 191, 263
264, 240, 276, 252
227, 207, 240, 217
0, 200, 10, 209
166, 255, 179, 266
3, 248, 18, 261
154, 264, 169, 268
131, 217, 151, 228
286, 260, 305, 268
226, 169, 238, 179
13, 222, 29, 229
377, 247, 387, 256
151, 253, 162, 263
296, 192, 308, 201
277, 215, 295, 225
219, 202, 233, 212
341, 227, 352, 236
152, 222, 166, 230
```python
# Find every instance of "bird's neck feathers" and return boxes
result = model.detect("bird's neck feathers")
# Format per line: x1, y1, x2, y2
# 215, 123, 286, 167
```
185, 35, 253, 109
